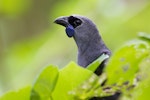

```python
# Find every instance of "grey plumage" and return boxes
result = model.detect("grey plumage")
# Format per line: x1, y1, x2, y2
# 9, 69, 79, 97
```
54, 15, 111, 75
54, 15, 120, 100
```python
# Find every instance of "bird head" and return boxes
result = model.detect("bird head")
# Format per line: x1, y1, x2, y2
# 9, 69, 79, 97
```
54, 15, 101, 49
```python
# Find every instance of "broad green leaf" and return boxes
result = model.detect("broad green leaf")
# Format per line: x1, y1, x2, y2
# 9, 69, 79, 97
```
52, 62, 93, 100
121, 55, 150, 100
105, 39, 150, 85
0, 86, 31, 100
30, 65, 59, 100
87, 53, 109, 72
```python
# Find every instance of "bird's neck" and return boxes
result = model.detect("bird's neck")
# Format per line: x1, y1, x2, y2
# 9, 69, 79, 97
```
74, 34, 110, 67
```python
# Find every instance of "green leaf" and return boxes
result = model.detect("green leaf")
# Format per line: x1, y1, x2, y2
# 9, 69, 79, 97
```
105, 39, 150, 85
52, 62, 93, 100
138, 32, 150, 41
133, 77, 150, 100
0, 86, 31, 100
30, 65, 59, 100
87, 53, 109, 72
121, 55, 150, 100
70, 73, 109, 100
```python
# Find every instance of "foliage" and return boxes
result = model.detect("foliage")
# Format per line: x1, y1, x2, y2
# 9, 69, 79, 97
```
1, 0, 150, 99
1, 34, 150, 100
0, 86, 31, 100
0, 0, 150, 94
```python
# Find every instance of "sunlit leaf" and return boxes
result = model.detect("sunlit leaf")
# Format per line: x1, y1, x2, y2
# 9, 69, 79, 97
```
52, 62, 93, 100
121, 55, 150, 100
30, 65, 59, 100
0, 86, 31, 100
105, 39, 150, 85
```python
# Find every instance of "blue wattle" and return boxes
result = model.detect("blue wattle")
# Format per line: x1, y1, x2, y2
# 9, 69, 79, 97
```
65, 25, 75, 37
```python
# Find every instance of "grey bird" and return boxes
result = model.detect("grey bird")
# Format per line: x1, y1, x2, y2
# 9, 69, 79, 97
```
54, 15, 120, 100
54, 15, 111, 75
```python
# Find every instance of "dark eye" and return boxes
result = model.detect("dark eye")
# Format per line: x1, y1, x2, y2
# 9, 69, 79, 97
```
68, 16, 82, 28
73, 20, 82, 27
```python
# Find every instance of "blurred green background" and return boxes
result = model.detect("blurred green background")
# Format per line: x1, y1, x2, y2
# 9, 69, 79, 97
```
0, 0, 150, 95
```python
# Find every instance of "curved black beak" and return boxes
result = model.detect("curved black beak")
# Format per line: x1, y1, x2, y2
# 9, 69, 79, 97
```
54, 16, 69, 27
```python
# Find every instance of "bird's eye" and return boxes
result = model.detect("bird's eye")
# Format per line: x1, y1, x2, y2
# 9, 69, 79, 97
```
73, 20, 82, 27
68, 16, 82, 28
